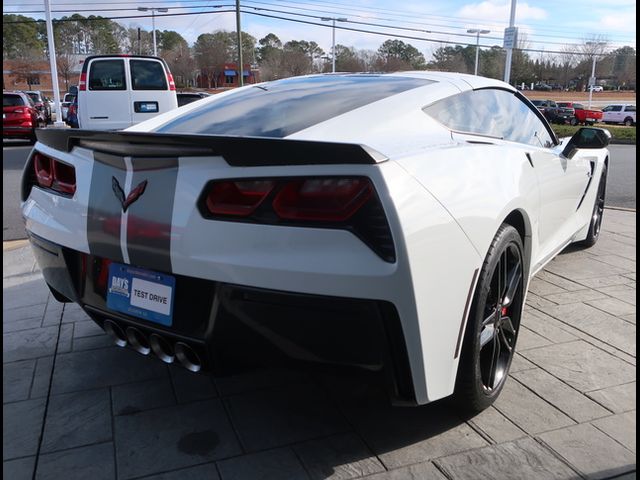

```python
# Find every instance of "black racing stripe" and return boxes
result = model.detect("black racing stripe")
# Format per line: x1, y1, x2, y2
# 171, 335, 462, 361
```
87, 152, 126, 263
125, 157, 179, 272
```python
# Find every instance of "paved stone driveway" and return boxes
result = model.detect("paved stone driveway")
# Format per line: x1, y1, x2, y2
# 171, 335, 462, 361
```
3, 210, 636, 480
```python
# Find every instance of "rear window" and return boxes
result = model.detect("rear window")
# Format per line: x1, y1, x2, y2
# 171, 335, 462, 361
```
157, 75, 432, 138
26, 93, 41, 103
89, 59, 126, 90
4, 94, 25, 107
131, 60, 168, 90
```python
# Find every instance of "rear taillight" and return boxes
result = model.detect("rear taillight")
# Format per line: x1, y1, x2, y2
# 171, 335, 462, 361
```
79, 72, 87, 91
34, 153, 53, 188
273, 178, 372, 221
68, 104, 77, 115
205, 180, 275, 216
199, 176, 395, 262
33, 152, 76, 195
168, 73, 176, 91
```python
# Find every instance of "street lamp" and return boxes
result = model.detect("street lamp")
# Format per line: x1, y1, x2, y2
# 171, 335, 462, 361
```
585, 41, 607, 109
467, 29, 490, 76
321, 17, 347, 73
137, 7, 168, 56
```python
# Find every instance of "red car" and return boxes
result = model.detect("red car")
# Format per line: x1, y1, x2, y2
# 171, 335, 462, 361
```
3, 91, 43, 143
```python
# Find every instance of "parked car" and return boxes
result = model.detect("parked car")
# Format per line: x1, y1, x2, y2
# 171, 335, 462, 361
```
77, 54, 178, 130
177, 91, 211, 107
530, 99, 574, 124
65, 95, 79, 128
589, 85, 604, 92
533, 82, 553, 91
601, 104, 636, 126
23, 72, 611, 411
3, 90, 42, 143
556, 102, 603, 126
61, 93, 76, 121
23, 90, 52, 124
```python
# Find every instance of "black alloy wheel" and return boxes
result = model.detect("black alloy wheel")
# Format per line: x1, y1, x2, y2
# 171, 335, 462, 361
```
454, 224, 525, 412
577, 165, 607, 248
477, 241, 522, 393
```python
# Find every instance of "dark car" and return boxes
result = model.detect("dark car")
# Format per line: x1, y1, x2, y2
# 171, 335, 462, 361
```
533, 83, 553, 91
65, 95, 79, 128
177, 92, 211, 107
3, 91, 42, 143
24, 90, 52, 124
530, 99, 574, 124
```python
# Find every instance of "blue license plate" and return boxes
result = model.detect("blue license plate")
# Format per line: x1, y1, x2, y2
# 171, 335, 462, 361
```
106, 263, 175, 326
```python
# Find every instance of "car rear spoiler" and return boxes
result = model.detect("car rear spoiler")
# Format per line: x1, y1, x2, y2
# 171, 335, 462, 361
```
35, 129, 387, 166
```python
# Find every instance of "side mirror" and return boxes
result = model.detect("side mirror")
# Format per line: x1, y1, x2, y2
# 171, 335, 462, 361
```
562, 127, 612, 158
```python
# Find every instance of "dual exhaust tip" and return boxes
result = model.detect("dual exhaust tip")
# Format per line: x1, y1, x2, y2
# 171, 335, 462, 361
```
103, 320, 202, 372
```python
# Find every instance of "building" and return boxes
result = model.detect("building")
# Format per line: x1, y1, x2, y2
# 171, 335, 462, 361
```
196, 63, 260, 89
3, 56, 85, 97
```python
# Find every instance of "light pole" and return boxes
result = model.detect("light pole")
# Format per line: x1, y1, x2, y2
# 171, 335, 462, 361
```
467, 29, 490, 76
586, 41, 606, 109
321, 17, 347, 73
137, 7, 168, 56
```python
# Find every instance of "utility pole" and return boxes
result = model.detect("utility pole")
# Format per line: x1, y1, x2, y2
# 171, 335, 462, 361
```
503, 0, 517, 84
44, 0, 64, 127
585, 41, 606, 109
137, 7, 168, 56
467, 29, 490, 76
236, 0, 244, 86
321, 17, 347, 72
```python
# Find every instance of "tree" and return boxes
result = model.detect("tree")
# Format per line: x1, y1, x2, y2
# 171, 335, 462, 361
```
377, 40, 426, 70
429, 45, 472, 73
161, 43, 195, 88
56, 51, 76, 90
3, 14, 45, 59
156, 30, 188, 53
194, 31, 233, 88
256, 33, 282, 63
332, 44, 363, 72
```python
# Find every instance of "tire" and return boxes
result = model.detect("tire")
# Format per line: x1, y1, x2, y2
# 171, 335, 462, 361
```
576, 165, 607, 248
623, 118, 634, 127
453, 224, 525, 412
570, 117, 578, 126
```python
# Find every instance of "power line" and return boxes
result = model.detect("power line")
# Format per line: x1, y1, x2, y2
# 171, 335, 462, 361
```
3, 7, 636, 57
3, 0, 636, 43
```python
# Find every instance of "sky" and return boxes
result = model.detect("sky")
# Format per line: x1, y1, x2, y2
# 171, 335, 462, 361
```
3, 0, 637, 60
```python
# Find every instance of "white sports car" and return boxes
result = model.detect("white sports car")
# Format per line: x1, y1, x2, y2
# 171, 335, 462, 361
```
22, 72, 610, 410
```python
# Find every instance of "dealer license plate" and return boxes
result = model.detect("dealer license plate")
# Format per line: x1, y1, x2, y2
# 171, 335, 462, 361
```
106, 263, 175, 326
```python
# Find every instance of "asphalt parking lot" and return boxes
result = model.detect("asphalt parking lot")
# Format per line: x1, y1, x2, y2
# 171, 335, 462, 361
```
3, 209, 636, 480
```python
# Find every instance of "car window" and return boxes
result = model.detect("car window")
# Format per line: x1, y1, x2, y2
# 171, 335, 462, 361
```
130, 60, 168, 90
26, 93, 41, 103
423, 88, 556, 148
607, 105, 623, 112
574, 103, 584, 109
89, 59, 126, 90
3, 94, 26, 107
157, 75, 432, 138
624, 106, 635, 112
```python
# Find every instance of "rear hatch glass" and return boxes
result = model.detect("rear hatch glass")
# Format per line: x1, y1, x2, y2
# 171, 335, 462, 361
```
156, 75, 432, 138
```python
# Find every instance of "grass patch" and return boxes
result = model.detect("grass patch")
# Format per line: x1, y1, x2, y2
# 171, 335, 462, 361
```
552, 124, 636, 144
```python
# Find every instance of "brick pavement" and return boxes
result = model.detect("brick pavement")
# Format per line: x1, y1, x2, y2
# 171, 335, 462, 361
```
3, 209, 636, 480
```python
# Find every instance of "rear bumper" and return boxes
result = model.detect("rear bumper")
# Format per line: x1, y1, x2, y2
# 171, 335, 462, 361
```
3, 125, 34, 137
28, 233, 418, 405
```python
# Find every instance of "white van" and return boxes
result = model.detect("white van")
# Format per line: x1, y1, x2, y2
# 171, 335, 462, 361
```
77, 55, 178, 130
